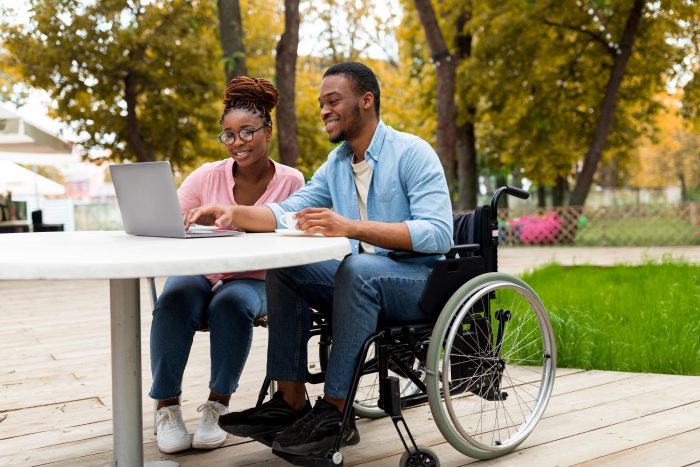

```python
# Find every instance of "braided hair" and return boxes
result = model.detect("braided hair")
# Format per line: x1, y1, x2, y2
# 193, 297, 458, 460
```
219, 76, 279, 125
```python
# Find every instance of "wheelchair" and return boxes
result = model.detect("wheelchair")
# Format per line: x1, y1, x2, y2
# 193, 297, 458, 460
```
252, 186, 557, 466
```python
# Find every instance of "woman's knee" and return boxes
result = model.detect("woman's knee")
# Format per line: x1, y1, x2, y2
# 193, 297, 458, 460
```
210, 281, 266, 323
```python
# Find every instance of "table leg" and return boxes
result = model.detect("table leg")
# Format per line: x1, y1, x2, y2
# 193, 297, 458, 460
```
110, 278, 144, 466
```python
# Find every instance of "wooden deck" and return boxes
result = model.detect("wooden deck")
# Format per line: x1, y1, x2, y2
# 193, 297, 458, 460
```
1, 246, 699, 466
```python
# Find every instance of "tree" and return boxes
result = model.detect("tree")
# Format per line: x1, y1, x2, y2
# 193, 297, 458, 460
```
218, 0, 248, 83
453, 5, 478, 209
567, 0, 645, 206
1, 0, 221, 167
633, 95, 700, 201
413, 0, 457, 192
275, 0, 301, 167
465, 0, 697, 207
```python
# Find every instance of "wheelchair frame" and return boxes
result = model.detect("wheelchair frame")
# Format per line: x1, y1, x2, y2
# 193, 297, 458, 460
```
256, 186, 558, 466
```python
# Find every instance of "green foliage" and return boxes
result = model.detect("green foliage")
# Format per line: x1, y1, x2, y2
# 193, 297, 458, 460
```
397, 0, 699, 199
470, 0, 686, 186
1, 0, 697, 191
1, 0, 222, 169
522, 263, 700, 375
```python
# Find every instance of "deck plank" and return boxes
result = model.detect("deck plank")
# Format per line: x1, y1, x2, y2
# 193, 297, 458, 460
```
2, 249, 699, 466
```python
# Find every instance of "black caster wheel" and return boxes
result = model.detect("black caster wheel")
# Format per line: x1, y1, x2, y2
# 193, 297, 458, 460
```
399, 447, 440, 467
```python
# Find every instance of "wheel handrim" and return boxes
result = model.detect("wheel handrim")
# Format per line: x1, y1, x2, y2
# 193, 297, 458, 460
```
439, 281, 556, 453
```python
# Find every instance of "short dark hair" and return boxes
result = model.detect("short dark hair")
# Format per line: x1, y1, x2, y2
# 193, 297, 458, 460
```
323, 62, 380, 117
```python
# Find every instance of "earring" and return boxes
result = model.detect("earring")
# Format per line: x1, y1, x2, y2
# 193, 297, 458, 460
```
266, 137, 271, 141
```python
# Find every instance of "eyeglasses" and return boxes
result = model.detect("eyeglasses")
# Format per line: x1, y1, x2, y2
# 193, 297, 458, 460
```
218, 124, 268, 145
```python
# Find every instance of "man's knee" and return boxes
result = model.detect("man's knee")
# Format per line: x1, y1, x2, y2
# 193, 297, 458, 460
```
266, 265, 301, 295
336, 254, 387, 284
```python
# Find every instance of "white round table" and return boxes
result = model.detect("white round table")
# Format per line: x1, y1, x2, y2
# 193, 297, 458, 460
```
0, 231, 351, 466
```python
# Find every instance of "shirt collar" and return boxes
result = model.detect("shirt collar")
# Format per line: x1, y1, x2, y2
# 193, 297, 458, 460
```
336, 120, 387, 162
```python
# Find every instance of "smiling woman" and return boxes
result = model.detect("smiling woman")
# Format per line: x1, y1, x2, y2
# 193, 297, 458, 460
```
147, 76, 305, 454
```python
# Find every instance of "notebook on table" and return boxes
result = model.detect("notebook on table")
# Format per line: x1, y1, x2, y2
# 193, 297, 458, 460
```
109, 161, 243, 239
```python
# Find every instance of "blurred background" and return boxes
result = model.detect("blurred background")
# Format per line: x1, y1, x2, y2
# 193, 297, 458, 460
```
1, 0, 698, 245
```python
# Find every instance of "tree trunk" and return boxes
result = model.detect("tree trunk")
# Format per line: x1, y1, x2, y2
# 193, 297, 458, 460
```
275, 0, 300, 167
218, 0, 247, 83
679, 172, 687, 203
552, 174, 568, 207
124, 70, 152, 162
537, 185, 546, 208
569, 0, 644, 206
455, 10, 478, 210
456, 117, 478, 210
413, 0, 457, 197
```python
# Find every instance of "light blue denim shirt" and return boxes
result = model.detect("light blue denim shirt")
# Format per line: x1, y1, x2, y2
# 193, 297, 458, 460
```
268, 121, 453, 260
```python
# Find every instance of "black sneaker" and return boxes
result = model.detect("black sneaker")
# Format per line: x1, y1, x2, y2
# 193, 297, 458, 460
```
218, 391, 311, 438
271, 398, 360, 456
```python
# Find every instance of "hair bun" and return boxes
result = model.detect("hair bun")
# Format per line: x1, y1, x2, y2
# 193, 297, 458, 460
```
221, 76, 279, 124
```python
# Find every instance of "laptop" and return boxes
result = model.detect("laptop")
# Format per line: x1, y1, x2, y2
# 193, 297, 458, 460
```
109, 161, 243, 239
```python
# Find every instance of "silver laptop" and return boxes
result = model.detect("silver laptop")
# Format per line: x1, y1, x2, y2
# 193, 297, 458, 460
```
109, 161, 243, 239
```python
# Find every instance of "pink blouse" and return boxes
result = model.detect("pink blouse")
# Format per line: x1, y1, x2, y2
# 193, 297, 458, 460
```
178, 158, 305, 283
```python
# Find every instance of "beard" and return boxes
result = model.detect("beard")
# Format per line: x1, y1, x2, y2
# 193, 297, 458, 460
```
329, 104, 362, 144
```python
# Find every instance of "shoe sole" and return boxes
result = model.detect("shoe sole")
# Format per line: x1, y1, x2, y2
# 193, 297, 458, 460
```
192, 436, 227, 450
157, 439, 192, 454
271, 428, 360, 456
219, 423, 287, 438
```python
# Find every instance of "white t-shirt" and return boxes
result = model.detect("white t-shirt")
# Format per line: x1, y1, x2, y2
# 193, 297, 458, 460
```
352, 159, 376, 254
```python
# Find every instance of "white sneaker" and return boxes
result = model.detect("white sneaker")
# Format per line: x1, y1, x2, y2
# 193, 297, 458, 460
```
155, 405, 191, 453
192, 400, 229, 449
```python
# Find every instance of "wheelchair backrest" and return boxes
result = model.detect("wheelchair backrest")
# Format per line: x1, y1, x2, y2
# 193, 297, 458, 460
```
453, 205, 496, 273
418, 205, 497, 318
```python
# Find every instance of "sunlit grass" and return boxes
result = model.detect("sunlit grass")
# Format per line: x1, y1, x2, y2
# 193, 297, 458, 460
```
575, 216, 700, 246
521, 262, 700, 375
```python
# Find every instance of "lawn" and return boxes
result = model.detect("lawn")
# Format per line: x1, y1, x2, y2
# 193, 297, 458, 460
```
575, 214, 700, 246
521, 262, 700, 375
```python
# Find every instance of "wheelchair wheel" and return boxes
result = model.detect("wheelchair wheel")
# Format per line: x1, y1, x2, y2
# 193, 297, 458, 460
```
399, 447, 440, 467
352, 342, 426, 419
425, 272, 556, 459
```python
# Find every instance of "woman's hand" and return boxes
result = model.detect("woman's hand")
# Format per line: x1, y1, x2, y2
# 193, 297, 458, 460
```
295, 208, 356, 237
184, 204, 236, 230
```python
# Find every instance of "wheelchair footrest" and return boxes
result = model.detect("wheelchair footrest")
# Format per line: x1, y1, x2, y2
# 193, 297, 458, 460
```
250, 432, 278, 447
272, 449, 343, 466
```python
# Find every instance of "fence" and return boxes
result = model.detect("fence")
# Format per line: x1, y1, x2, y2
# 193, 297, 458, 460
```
496, 203, 700, 246
71, 200, 700, 246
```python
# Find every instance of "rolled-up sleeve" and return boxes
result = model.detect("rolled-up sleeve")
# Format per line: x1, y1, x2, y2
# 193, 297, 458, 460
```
401, 140, 453, 254
267, 161, 334, 229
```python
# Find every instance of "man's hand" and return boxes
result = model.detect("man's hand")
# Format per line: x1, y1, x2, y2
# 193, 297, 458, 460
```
296, 208, 413, 250
295, 208, 356, 237
184, 204, 236, 230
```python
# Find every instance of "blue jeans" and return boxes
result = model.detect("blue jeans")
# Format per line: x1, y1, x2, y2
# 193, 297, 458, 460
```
149, 275, 266, 400
266, 254, 432, 399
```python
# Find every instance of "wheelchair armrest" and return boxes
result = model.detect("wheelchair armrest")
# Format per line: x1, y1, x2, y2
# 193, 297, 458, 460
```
388, 250, 440, 260
388, 243, 481, 261
447, 243, 481, 258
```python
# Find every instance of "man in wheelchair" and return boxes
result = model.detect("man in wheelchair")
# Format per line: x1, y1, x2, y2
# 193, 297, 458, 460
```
186, 61, 453, 458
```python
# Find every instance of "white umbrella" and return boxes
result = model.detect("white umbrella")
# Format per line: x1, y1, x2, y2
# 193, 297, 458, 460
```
0, 160, 66, 196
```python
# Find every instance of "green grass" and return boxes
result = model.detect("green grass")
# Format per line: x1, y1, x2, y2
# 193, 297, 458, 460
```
521, 262, 700, 375
575, 215, 700, 246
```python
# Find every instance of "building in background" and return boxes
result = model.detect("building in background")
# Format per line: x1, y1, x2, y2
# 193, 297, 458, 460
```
0, 105, 117, 231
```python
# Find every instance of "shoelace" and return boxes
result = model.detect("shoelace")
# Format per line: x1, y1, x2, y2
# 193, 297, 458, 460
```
290, 400, 337, 432
197, 402, 221, 425
157, 406, 182, 431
